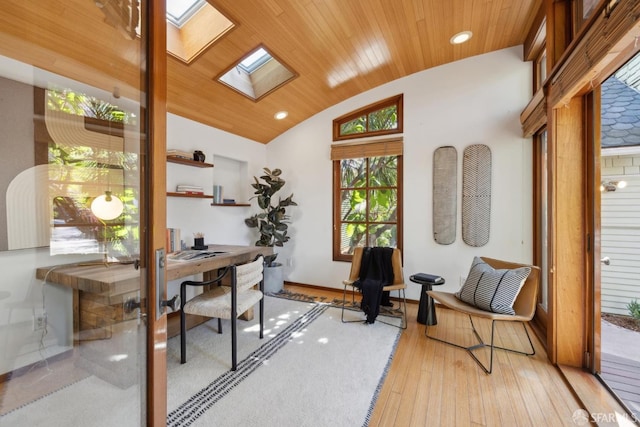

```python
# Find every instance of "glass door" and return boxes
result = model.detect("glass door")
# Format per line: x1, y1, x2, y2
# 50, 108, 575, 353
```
0, 0, 155, 424
595, 57, 640, 420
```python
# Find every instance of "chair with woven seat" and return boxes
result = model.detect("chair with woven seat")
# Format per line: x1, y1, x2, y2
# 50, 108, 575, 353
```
341, 246, 407, 329
180, 255, 265, 370
425, 256, 540, 374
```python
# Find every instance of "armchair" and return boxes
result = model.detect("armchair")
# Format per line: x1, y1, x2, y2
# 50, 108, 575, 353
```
425, 256, 540, 374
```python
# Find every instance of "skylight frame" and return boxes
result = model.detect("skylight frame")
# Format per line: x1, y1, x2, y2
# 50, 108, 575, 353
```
216, 44, 298, 102
166, 0, 207, 28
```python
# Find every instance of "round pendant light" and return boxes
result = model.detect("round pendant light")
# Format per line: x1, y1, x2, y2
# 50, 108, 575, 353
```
91, 190, 124, 220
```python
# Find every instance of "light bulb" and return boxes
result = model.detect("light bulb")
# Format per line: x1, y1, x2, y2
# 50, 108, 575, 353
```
91, 191, 124, 220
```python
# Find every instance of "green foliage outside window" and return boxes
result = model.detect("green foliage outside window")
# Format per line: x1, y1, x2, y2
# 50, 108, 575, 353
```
339, 105, 398, 137
47, 89, 139, 258
339, 156, 398, 255
629, 299, 640, 321
47, 88, 136, 124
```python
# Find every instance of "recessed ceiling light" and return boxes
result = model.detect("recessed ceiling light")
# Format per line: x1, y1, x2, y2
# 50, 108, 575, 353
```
450, 31, 473, 45
274, 111, 288, 120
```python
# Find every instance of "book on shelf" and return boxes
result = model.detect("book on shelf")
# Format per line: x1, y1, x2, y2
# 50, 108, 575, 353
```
168, 250, 219, 261
222, 198, 236, 204
167, 149, 194, 159
166, 227, 181, 253
176, 191, 205, 195
176, 184, 204, 194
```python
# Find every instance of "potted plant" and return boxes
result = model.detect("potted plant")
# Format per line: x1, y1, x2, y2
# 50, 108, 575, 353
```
245, 167, 297, 293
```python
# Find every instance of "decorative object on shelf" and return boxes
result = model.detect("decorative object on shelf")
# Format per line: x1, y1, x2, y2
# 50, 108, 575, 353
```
192, 232, 206, 250
433, 146, 457, 245
213, 185, 223, 204
245, 167, 298, 293
461, 144, 492, 247
193, 150, 206, 162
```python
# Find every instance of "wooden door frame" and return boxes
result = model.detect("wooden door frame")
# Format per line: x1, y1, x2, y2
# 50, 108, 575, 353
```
585, 88, 602, 374
147, 0, 168, 424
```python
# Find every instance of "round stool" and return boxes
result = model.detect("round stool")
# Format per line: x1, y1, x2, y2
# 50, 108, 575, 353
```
409, 273, 445, 325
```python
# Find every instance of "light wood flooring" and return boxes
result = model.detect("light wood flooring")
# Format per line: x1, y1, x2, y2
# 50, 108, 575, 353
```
286, 284, 588, 427
2, 284, 633, 425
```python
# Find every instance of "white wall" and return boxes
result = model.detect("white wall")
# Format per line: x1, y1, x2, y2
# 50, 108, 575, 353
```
266, 46, 533, 300
166, 113, 268, 247
0, 248, 77, 375
165, 114, 268, 296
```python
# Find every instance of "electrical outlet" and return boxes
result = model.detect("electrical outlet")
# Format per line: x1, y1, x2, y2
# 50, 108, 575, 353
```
33, 310, 47, 331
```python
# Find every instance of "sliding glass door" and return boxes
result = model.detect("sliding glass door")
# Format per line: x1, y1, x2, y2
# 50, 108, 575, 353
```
0, 1, 162, 424
594, 57, 640, 420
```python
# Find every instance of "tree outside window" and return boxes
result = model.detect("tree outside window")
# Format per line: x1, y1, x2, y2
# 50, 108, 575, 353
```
332, 95, 403, 261
335, 155, 401, 260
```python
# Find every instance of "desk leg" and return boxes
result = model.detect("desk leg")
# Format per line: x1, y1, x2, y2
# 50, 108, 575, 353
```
72, 289, 80, 345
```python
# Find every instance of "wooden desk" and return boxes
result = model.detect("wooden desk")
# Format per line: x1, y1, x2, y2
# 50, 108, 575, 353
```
35, 244, 273, 341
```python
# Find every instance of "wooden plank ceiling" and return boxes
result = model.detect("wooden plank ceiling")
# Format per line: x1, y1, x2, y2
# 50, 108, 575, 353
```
0, 0, 542, 144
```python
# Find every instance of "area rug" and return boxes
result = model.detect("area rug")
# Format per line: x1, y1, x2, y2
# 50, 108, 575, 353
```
0, 296, 401, 427
166, 295, 402, 427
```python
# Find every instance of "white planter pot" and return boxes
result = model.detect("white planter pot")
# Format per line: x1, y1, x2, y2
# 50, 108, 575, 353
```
263, 263, 284, 294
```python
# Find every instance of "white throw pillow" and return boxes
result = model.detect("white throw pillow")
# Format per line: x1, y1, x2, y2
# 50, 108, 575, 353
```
455, 257, 531, 315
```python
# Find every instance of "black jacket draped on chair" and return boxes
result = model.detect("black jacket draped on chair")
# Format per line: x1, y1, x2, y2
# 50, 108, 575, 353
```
353, 247, 394, 323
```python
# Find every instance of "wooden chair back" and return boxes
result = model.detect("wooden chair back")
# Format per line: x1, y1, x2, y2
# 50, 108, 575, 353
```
348, 246, 404, 286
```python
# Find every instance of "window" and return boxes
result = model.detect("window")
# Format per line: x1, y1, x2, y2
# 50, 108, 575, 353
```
331, 139, 403, 262
534, 48, 547, 91
573, 0, 599, 34
39, 88, 138, 258
535, 129, 549, 312
333, 94, 403, 141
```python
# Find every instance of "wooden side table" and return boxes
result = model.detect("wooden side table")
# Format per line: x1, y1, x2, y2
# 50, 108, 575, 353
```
409, 273, 445, 325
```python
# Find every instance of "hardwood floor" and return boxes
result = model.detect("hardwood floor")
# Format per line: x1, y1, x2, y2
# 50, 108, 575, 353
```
286, 284, 586, 426
3, 283, 631, 425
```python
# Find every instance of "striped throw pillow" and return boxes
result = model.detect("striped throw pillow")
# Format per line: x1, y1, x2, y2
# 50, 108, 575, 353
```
455, 257, 531, 315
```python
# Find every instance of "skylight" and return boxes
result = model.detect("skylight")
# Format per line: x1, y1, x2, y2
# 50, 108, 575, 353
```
217, 45, 297, 101
239, 48, 271, 73
166, 0, 207, 28
165, 1, 235, 64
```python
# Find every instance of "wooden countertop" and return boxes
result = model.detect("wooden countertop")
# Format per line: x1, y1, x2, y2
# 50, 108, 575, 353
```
36, 244, 274, 293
